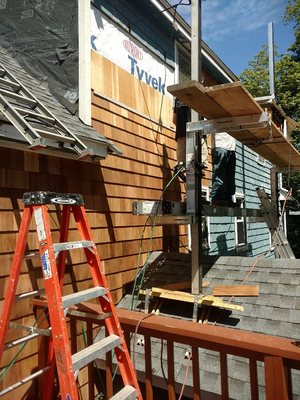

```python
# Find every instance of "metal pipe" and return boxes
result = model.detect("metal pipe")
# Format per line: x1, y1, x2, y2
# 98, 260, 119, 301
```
268, 22, 275, 97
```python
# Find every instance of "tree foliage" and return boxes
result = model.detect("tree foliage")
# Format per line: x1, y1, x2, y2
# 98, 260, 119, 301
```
239, 0, 300, 200
283, 0, 300, 61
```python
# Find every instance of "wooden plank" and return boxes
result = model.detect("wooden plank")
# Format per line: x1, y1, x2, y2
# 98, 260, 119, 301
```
212, 285, 259, 297
167, 80, 300, 168
168, 80, 228, 119
206, 81, 262, 116
141, 287, 244, 312
159, 281, 209, 291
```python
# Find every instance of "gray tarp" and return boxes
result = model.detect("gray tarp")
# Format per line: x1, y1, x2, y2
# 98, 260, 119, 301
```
0, 0, 79, 113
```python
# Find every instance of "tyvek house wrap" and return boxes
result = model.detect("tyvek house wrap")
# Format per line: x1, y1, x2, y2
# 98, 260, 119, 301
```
0, 0, 79, 114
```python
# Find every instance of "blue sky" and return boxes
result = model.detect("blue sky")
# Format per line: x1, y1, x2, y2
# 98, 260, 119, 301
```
168, 0, 294, 76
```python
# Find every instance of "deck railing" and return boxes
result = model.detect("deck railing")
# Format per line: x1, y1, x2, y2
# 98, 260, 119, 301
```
71, 305, 300, 400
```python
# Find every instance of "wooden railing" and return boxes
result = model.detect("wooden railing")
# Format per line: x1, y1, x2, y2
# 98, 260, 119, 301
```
72, 305, 300, 400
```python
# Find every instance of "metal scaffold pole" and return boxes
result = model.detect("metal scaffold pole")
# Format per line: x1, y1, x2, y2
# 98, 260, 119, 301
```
188, 0, 203, 294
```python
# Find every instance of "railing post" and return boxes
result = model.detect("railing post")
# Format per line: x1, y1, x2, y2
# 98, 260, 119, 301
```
192, 346, 201, 400
145, 335, 153, 400
167, 341, 175, 400
105, 327, 113, 398
264, 356, 289, 400
249, 357, 259, 400
220, 352, 229, 400
87, 321, 94, 400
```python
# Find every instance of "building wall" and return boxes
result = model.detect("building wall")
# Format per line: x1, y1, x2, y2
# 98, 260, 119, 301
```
209, 143, 272, 257
0, 2, 274, 398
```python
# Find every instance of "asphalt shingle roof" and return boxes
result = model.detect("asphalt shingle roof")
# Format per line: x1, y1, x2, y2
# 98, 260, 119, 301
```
117, 251, 300, 399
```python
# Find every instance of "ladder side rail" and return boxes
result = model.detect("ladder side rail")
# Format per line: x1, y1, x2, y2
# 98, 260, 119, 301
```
0, 206, 33, 361
33, 204, 79, 400
257, 188, 295, 258
41, 204, 72, 400
72, 205, 142, 396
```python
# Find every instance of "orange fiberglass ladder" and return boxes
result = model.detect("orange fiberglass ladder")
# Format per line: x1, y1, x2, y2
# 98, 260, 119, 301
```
0, 191, 142, 400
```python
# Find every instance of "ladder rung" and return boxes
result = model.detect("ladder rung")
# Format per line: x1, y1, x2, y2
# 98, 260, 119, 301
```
110, 386, 138, 400
15, 289, 45, 301
0, 77, 20, 91
72, 334, 121, 371
53, 240, 93, 254
0, 367, 50, 397
4, 332, 40, 350
10, 322, 51, 337
0, 88, 37, 106
62, 286, 106, 308
34, 127, 76, 144
24, 252, 40, 259
15, 107, 55, 124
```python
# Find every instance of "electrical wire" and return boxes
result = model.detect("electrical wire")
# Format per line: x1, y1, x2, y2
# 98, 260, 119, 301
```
132, 313, 154, 372
177, 352, 192, 400
131, 163, 186, 310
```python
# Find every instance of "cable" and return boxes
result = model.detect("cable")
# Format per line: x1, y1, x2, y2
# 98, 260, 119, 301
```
131, 163, 186, 310
177, 351, 192, 400
160, 339, 168, 386
132, 313, 154, 372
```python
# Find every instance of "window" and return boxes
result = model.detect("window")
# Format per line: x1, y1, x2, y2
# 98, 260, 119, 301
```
256, 154, 266, 166
175, 42, 191, 83
235, 194, 247, 250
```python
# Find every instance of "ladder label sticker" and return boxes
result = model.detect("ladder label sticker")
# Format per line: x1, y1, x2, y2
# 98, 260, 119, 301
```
34, 208, 46, 241
51, 197, 76, 205
41, 250, 52, 279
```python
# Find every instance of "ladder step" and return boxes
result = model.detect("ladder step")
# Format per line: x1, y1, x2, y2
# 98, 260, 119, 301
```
34, 127, 76, 144
62, 286, 106, 308
4, 332, 40, 350
15, 106, 55, 124
110, 385, 138, 400
0, 367, 50, 397
0, 88, 37, 106
72, 334, 121, 371
53, 240, 93, 253
10, 322, 51, 337
0, 77, 20, 91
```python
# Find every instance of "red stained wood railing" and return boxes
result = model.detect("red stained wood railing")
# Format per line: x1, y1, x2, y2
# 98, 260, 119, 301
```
70, 304, 300, 400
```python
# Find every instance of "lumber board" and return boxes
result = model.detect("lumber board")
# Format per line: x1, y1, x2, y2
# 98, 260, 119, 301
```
142, 287, 244, 312
167, 80, 300, 168
212, 285, 259, 297
158, 280, 209, 291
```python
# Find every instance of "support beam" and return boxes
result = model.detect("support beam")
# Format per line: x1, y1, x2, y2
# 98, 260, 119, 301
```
190, 0, 202, 295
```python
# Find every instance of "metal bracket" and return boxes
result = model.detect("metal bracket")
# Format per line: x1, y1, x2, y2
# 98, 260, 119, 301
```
186, 112, 269, 134
192, 295, 199, 322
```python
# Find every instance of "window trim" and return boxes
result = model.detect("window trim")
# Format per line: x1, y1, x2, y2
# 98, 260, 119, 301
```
234, 193, 247, 251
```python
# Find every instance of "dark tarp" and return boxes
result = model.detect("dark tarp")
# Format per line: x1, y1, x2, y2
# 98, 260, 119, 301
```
0, 0, 79, 113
